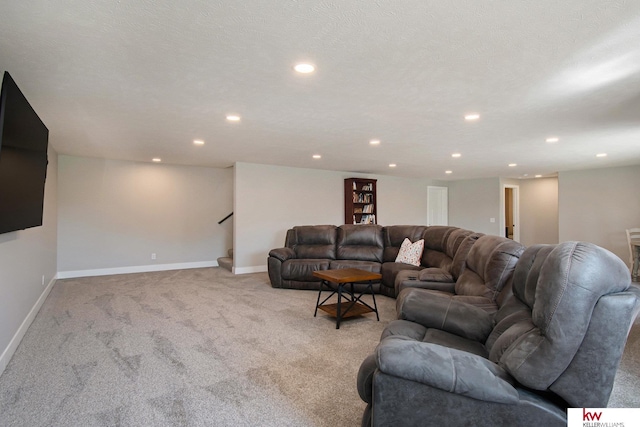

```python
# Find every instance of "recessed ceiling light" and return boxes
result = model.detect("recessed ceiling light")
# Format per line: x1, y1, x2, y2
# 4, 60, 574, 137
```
312, 154, 321, 159
152, 158, 161, 163
445, 170, 453, 174
596, 153, 607, 157
508, 163, 517, 167
226, 115, 241, 122
369, 139, 381, 145
546, 137, 559, 143
193, 139, 204, 145
294, 63, 315, 73
535, 175, 542, 178
451, 153, 461, 158
464, 113, 480, 121
389, 163, 397, 168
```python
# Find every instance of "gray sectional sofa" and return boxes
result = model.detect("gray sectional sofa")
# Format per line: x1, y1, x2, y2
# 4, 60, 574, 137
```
268, 225, 640, 425
357, 241, 640, 426
267, 224, 524, 301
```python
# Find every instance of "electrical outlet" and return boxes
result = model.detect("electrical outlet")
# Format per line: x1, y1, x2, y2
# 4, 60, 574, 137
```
151, 253, 156, 260
490, 218, 496, 223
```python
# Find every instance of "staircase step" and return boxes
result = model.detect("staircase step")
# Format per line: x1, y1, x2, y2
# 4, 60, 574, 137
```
217, 257, 233, 272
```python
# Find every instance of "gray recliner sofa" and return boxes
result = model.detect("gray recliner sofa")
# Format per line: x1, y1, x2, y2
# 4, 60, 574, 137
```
357, 241, 640, 426
379, 226, 472, 295
267, 224, 444, 295
268, 224, 520, 298
267, 224, 472, 297
395, 234, 525, 314
268, 224, 384, 293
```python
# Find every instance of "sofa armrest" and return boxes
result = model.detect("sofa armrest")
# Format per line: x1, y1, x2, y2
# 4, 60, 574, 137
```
376, 336, 518, 404
418, 267, 454, 283
395, 269, 456, 296
268, 247, 296, 262
397, 280, 456, 295
396, 288, 494, 342
357, 353, 377, 403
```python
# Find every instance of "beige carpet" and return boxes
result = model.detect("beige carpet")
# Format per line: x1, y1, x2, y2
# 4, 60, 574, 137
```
0, 267, 638, 426
0, 268, 396, 426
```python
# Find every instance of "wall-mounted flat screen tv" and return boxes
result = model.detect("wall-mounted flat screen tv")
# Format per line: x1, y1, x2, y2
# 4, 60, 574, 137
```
0, 71, 49, 234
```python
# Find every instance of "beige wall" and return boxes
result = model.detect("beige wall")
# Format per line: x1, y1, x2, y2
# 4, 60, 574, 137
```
0, 146, 58, 373
447, 177, 559, 246
57, 156, 233, 275
233, 162, 439, 272
518, 177, 559, 246
559, 165, 640, 266
448, 177, 502, 235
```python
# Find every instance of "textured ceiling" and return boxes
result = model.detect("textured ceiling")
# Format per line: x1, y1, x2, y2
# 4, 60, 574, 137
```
1, 0, 640, 179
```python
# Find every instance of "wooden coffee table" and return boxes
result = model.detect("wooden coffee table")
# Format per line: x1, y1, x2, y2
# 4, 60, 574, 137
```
313, 268, 381, 329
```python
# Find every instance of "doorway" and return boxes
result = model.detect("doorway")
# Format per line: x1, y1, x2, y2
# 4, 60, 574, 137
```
502, 185, 520, 241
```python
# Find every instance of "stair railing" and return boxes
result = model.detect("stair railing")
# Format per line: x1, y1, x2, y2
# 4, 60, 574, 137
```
218, 212, 233, 224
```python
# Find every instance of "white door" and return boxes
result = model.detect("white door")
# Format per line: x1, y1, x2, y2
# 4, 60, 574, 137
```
427, 186, 448, 226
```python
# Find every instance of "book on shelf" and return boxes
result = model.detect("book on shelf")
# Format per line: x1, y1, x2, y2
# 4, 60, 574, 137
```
359, 214, 376, 224
353, 193, 372, 203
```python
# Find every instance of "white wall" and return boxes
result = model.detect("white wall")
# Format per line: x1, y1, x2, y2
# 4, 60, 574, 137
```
57, 156, 233, 276
448, 177, 502, 235
233, 162, 438, 272
0, 146, 58, 374
518, 177, 559, 246
559, 165, 640, 266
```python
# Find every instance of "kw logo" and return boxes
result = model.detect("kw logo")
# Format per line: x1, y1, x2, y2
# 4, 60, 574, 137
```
583, 408, 603, 421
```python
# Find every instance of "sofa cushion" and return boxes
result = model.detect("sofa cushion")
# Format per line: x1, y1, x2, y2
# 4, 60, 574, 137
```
383, 226, 427, 262
422, 227, 472, 271
450, 233, 483, 280
395, 238, 424, 266
329, 260, 381, 273
422, 249, 452, 271
455, 235, 524, 301
381, 262, 422, 291
291, 225, 337, 259
336, 224, 384, 262
381, 320, 488, 358
281, 259, 330, 281
423, 226, 456, 252
418, 268, 454, 283
445, 228, 474, 258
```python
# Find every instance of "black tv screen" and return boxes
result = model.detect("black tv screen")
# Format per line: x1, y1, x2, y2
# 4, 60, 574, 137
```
0, 71, 49, 234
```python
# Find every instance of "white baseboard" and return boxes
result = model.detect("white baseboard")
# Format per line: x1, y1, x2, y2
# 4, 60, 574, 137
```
232, 265, 268, 274
0, 275, 57, 375
57, 260, 219, 279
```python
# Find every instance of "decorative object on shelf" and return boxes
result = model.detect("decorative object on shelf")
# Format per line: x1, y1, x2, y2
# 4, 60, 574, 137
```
344, 178, 377, 225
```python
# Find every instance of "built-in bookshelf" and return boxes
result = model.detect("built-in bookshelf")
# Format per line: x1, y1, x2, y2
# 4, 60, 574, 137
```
344, 178, 377, 225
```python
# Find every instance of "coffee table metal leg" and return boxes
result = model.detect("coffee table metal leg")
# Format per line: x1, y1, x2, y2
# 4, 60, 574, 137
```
369, 281, 379, 321
314, 279, 325, 317
336, 283, 342, 329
